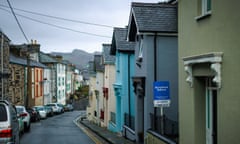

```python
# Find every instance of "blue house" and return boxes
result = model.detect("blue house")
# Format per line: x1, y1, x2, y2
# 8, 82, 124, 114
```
127, 2, 178, 143
109, 27, 136, 140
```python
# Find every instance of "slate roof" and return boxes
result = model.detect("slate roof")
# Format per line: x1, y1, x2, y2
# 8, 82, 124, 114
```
94, 54, 104, 72
102, 44, 115, 64
10, 54, 26, 65
10, 54, 46, 68
110, 27, 135, 55
128, 2, 177, 40
39, 52, 58, 63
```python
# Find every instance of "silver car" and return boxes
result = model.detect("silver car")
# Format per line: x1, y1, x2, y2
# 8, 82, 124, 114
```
0, 100, 20, 144
16, 105, 31, 132
33, 106, 47, 119
46, 103, 62, 114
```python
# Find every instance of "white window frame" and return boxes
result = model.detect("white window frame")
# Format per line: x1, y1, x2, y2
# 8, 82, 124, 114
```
196, 0, 211, 20
138, 38, 143, 59
202, 0, 211, 15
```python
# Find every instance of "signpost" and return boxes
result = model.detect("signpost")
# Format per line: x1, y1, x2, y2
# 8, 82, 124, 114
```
153, 81, 170, 134
153, 81, 170, 107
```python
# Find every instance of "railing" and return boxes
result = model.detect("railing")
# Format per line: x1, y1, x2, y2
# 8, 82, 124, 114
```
124, 113, 135, 130
150, 113, 178, 142
110, 112, 116, 124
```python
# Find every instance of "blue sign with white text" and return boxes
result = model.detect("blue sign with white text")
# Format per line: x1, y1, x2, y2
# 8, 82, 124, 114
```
153, 81, 170, 107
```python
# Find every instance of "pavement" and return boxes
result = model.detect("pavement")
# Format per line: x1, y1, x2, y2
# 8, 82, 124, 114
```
75, 116, 135, 144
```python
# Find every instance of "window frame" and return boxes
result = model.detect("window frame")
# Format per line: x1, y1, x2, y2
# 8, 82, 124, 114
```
196, 0, 212, 20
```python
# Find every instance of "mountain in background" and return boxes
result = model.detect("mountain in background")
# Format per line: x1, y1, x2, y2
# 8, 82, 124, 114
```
51, 49, 98, 70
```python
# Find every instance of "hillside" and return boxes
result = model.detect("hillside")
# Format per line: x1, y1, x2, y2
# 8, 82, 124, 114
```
51, 49, 95, 70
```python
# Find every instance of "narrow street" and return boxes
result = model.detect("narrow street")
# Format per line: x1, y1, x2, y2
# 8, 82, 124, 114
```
20, 111, 95, 144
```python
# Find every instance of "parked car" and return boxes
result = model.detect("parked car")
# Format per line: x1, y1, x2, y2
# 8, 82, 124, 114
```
18, 115, 24, 136
16, 105, 31, 132
57, 103, 65, 113
46, 103, 62, 114
0, 100, 20, 144
27, 107, 40, 122
64, 104, 74, 111
44, 105, 54, 117
33, 106, 47, 119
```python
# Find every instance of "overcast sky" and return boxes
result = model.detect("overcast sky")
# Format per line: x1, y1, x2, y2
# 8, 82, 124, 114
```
0, 0, 161, 53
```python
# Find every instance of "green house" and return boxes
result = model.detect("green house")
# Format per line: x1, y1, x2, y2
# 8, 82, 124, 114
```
179, 0, 240, 144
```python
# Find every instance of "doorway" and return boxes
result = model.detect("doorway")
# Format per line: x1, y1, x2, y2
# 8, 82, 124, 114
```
206, 78, 217, 144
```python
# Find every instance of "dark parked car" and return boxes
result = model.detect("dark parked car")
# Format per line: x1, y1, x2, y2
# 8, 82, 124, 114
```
27, 107, 40, 122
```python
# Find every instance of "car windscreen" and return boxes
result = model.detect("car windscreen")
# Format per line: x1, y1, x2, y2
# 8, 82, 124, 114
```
0, 104, 7, 121
46, 104, 55, 106
35, 107, 44, 111
16, 107, 24, 113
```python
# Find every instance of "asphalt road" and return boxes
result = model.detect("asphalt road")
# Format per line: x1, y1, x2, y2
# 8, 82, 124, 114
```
20, 111, 95, 144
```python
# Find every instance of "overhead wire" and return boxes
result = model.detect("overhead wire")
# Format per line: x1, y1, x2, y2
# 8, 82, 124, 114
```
0, 7, 112, 38
6, 0, 29, 43
0, 4, 114, 28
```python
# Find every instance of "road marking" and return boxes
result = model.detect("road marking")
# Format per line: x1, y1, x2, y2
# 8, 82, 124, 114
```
73, 117, 103, 144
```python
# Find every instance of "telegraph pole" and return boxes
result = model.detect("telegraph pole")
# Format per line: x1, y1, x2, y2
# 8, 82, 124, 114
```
0, 32, 3, 100
25, 51, 30, 108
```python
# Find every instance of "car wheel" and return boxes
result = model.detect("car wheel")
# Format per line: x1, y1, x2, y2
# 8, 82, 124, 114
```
24, 122, 31, 132
27, 123, 31, 131
16, 132, 20, 144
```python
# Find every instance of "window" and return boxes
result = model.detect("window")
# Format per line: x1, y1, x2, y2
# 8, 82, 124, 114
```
136, 35, 143, 65
138, 36, 143, 59
0, 104, 7, 121
32, 85, 35, 99
31, 68, 34, 83
58, 77, 61, 86
196, 0, 211, 20
62, 78, 64, 86
36, 85, 39, 97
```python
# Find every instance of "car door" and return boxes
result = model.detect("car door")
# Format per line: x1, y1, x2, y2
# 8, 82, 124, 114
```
11, 105, 19, 144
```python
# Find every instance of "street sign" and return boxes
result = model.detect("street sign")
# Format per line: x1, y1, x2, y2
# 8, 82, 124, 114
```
153, 81, 170, 107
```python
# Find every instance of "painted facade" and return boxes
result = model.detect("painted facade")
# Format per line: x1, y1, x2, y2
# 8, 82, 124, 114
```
179, 0, 240, 143
43, 68, 51, 104
34, 67, 44, 106
39, 52, 58, 103
101, 44, 116, 130
86, 73, 97, 123
110, 27, 135, 139
127, 2, 178, 143
94, 55, 104, 126
86, 55, 104, 126
56, 62, 66, 105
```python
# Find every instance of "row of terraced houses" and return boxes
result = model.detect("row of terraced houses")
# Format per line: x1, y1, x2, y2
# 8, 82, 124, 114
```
0, 36, 84, 107
86, 0, 240, 144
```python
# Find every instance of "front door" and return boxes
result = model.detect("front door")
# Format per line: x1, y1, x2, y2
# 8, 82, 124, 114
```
206, 79, 217, 144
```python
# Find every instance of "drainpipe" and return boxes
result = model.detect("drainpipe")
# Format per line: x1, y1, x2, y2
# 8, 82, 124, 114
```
153, 33, 164, 134
153, 33, 157, 131
128, 54, 131, 128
